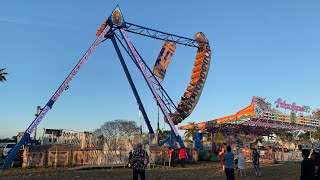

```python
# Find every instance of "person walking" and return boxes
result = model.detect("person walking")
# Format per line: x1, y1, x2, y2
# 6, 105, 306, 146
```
252, 148, 261, 177
223, 146, 235, 180
131, 143, 149, 180
237, 149, 246, 178
179, 147, 188, 168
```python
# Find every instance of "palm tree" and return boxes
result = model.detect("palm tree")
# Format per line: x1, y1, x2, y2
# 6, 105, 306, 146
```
0, 68, 8, 82
184, 122, 196, 140
275, 131, 294, 161
158, 129, 171, 141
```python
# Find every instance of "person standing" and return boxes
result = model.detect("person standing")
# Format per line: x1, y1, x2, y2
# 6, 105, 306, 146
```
219, 147, 226, 170
252, 148, 261, 177
128, 150, 133, 167
310, 151, 320, 179
223, 146, 235, 180
131, 143, 149, 180
179, 147, 188, 168
237, 149, 246, 178
167, 148, 174, 167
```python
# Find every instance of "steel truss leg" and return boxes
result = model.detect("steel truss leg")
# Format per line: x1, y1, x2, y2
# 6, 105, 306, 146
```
170, 130, 175, 148
110, 34, 154, 134
0, 26, 112, 169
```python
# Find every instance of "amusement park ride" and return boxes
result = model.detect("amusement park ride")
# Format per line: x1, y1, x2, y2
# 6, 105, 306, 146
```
0, 6, 212, 168
179, 96, 320, 136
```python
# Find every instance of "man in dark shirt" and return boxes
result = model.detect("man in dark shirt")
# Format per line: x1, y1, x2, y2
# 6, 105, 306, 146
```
131, 143, 149, 180
301, 149, 314, 180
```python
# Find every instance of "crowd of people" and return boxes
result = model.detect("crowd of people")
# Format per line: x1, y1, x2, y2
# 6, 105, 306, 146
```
218, 146, 260, 180
128, 143, 319, 180
219, 146, 320, 180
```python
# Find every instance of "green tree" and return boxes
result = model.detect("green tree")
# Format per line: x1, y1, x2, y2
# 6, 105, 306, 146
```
312, 128, 320, 141
275, 131, 298, 161
0, 68, 8, 82
212, 132, 226, 144
276, 131, 294, 149
11, 136, 17, 142
158, 129, 171, 141
299, 131, 311, 143
276, 131, 294, 142
0, 138, 12, 143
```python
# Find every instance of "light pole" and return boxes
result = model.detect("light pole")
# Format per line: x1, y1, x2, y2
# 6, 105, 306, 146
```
34, 106, 42, 140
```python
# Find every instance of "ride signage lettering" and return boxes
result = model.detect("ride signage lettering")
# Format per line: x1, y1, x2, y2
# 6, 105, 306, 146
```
275, 98, 310, 113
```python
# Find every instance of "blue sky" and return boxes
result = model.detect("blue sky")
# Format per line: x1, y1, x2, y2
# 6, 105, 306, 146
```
0, 1, 320, 139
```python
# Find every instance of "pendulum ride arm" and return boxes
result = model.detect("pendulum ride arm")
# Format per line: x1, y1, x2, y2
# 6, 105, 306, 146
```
113, 33, 177, 115
0, 25, 111, 169
119, 28, 193, 161
114, 30, 212, 126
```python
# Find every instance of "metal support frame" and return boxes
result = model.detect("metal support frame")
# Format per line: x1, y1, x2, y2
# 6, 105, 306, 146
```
0, 25, 112, 169
159, 135, 170, 146
1, 8, 205, 167
193, 133, 203, 150
158, 130, 177, 148
169, 130, 175, 148
125, 22, 208, 48
110, 34, 154, 134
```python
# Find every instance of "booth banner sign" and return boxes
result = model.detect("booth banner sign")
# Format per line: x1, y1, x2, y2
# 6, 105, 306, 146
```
275, 98, 310, 113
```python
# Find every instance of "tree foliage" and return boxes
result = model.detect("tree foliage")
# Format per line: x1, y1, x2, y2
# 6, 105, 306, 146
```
93, 120, 140, 141
11, 136, 17, 142
212, 132, 226, 144
184, 122, 196, 140
158, 129, 171, 141
299, 131, 311, 143
312, 129, 320, 141
276, 131, 294, 142
0, 138, 14, 143
0, 68, 8, 82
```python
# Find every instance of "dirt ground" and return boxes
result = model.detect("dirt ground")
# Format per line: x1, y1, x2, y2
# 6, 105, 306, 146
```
0, 162, 300, 180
